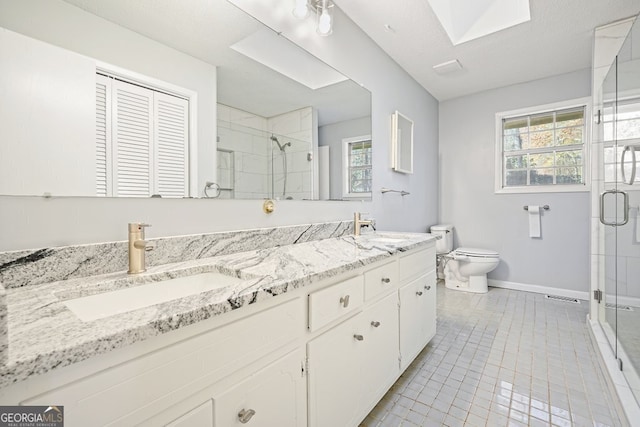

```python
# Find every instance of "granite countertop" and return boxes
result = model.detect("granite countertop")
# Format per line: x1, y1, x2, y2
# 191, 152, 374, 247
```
0, 231, 435, 388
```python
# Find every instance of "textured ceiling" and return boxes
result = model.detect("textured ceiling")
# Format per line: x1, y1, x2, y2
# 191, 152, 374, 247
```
334, 0, 640, 100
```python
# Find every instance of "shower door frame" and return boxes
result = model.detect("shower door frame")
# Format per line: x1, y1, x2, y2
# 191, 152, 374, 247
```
594, 15, 640, 407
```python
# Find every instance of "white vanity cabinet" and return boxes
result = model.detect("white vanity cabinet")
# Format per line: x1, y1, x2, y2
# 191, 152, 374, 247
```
15, 297, 305, 427
3, 239, 436, 427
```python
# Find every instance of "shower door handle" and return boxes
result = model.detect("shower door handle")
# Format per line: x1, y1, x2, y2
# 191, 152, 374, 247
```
599, 189, 629, 226
621, 145, 637, 185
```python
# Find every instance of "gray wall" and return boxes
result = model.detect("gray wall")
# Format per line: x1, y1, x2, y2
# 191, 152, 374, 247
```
439, 69, 591, 293
0, 1, 439, 251
319, 116, 372, 200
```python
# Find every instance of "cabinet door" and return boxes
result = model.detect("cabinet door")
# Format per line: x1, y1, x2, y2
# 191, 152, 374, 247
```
422, 270, 437, 344
212, 349, 306, 427
360, 292, 400, 407
166, 400, 213, 427
307, 314, 364, 427
399, 271, 435, 370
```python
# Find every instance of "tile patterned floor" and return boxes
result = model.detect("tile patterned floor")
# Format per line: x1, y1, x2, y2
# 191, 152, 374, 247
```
361, 283, 628, 427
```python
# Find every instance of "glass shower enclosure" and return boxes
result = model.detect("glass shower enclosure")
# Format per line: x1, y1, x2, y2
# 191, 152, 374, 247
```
595, 15, 640, 404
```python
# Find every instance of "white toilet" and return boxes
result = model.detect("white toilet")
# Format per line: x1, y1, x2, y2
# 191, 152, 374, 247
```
430, 224, 500, 293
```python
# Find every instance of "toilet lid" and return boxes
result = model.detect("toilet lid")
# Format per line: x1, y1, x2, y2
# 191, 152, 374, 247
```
455, 247, 499, 258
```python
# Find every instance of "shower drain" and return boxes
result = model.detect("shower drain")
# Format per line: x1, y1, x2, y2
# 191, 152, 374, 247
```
605, 303, 634, 311
544, 294, 580, 304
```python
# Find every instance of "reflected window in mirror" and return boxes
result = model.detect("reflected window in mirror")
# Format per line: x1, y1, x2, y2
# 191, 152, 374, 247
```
342, 135, 372, 199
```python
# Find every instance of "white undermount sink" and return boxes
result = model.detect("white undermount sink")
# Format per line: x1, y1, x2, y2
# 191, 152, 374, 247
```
366, 233, 411, 244
369, 237, 406, 243
63, 272, 243, 322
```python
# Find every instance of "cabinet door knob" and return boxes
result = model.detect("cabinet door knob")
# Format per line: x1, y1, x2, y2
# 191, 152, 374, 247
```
371, 321, 381, 328
354, 334, 364, 341
339, 295, 350, 308
425, 285, 431, 290
416, 291, 423, 296
381, 277, 391, 283
238, 408, 256, 423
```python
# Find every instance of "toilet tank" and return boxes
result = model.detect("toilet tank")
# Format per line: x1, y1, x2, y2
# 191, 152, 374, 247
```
430, 224, 454, 254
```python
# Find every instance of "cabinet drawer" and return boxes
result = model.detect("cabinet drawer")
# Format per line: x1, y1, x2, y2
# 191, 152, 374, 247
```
308, 275, 363, 332
364, 261, 398, 301
398, 245, 435, 284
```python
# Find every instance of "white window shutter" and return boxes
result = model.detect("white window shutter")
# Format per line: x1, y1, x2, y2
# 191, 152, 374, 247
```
153, 93, 189, 197
112, 80, 153, 197
95, 75, 111, 196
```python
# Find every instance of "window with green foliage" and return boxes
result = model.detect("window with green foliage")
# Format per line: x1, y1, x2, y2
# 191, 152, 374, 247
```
496, 101, 588, 193
342, 136, 372, 198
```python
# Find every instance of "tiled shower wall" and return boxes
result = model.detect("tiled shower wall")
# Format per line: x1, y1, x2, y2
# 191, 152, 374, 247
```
217, 104, 313, 200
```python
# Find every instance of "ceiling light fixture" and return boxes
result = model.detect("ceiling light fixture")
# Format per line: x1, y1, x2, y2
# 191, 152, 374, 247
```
316, 0, 334, 36
292, 0, 310, 19
292, 0, 334, 36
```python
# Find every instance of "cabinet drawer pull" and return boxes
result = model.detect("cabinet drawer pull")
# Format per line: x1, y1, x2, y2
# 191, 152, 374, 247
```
238, 408, 256, 423
425, 285, 431, 290
339, 295, 350, 308
416, 291, 423, 296
371, 321, 381, 328
381, 277, 391, 283
354, 334, 364, 341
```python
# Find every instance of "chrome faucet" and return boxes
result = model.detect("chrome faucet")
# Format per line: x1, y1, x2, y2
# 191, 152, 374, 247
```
354, 212, 375, 236
128, 223, 155, 274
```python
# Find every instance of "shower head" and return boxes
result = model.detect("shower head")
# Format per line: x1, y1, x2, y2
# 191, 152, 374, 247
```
270, 135, 291, 151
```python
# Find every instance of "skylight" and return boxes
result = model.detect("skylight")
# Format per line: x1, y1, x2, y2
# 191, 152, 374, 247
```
427, 0, 530, 45
230, 28, 347, 90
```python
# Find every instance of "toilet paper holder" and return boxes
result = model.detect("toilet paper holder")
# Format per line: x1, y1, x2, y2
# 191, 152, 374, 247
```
523, 205, 550, 211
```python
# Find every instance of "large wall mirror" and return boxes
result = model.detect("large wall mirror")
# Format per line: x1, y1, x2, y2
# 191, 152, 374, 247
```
0, 0, 372, 201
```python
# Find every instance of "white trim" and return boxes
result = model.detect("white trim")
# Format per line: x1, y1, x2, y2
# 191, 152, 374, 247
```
96, 61, 199, 198
588, 318, 639, 425
495, 97, 592, 194
488, 279, 590, 301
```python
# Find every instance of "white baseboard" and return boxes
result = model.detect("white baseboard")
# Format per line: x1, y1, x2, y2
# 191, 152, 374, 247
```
488, 279, 590, 301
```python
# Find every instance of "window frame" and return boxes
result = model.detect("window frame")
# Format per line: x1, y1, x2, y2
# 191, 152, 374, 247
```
342, 135, 372, 200
494, 97, 591, 194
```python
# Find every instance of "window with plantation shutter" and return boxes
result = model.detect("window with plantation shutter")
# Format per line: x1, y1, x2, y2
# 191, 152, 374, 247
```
154, 94, 189, 197
95, 77, 110, 196
96, 73, 189, 198
495, 99, 590, 193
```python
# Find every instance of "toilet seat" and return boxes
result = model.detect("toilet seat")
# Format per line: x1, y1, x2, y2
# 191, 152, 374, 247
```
454, 247, 499, 259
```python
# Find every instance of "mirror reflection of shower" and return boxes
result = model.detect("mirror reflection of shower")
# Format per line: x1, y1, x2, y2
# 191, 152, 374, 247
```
270, 135, 292, 199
